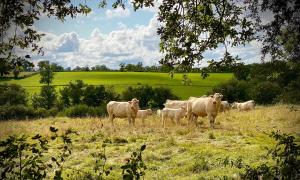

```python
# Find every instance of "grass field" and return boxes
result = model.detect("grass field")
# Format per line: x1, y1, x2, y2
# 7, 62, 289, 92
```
0, 72, 233, 99
1, 105, 299, 179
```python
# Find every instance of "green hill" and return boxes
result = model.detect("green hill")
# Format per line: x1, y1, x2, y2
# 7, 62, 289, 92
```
0, 72, 233, 99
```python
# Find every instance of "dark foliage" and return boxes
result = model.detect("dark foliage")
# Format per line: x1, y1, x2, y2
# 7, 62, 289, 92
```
209, 79, 251, 103
0, 83, 27, 106
251, 82, 281, 105
64, 104, 106, 118
32, 85, 57, 110
122, 85, 178, 109
121, 145, 147, 180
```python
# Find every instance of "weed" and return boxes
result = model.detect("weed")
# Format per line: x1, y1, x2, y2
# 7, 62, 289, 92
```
209, 131, 216, 139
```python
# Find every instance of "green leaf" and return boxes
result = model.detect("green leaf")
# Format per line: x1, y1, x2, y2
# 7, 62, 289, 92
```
140, 144, 146, 151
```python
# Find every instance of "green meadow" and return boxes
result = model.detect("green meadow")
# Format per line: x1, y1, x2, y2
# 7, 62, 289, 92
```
0, 72, 233, 99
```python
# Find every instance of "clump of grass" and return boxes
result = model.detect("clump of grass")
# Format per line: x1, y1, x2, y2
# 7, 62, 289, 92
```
208, 132, 216, 139
191, 156, 210, 173
113, 137, 128, 144
103, 137, 112, 143
176, 129, 190, 136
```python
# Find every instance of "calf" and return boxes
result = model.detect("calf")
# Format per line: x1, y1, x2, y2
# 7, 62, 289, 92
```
161, 106, 186, 127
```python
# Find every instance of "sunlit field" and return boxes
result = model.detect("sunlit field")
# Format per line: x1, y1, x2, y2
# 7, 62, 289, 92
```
0, 72, 233, 99
1, 104, 299, 179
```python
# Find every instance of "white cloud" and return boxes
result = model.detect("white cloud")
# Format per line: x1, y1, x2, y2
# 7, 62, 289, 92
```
28, 15, 161, 69
105, 7, 131, 19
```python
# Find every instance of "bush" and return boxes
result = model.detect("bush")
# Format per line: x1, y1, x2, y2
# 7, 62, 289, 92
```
0, 83, 27, 106
64, 104, 90, 118
122, 85, 178, 109
278, 76, 300, 104
0, 105, 59, 120
64, 105, 107, 118
251, 81, 281, 104
209, 79, 251, 103
0, 105, 35, 120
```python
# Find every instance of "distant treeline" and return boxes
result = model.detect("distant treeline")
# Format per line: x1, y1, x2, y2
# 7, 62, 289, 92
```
32, 61, 232, 73
209, 60, 300, 104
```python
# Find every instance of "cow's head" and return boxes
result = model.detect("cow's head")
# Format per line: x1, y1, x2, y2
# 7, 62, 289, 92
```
212, 93, 223, 104
128, 98, 140, 112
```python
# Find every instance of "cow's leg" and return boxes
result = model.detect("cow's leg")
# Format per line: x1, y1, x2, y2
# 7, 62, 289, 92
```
128, 116, 132, 125
208, 115, 215, 128
187, 113, 192, 125
132, 117, 136, 126
109, 114, 114, 127
193, 115, 198, 127
162, 115, 166, 128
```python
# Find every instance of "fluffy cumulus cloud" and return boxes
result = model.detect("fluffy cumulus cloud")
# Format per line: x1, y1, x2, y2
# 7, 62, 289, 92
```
29, 16, 162, 69
105, 7, 131, 19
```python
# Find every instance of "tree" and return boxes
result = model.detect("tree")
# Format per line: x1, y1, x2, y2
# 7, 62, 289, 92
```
38, 61, 54, 86
0, 84, 27, 106
0, 58, 11, 77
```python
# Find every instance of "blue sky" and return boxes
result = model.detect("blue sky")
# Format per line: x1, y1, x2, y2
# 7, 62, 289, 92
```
24, 1, 263, 69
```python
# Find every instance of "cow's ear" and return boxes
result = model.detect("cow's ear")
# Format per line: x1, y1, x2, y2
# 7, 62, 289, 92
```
128, 101, 132, 104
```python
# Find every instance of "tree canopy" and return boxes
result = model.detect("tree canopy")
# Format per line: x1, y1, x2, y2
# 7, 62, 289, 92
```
0, 0, 299, 74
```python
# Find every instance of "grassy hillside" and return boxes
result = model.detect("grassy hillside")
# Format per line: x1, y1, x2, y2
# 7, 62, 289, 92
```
0, 105, 299, 179
0, 72, 233, 99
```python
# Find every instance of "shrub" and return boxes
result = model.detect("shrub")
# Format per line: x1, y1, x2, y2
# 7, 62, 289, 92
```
0, 83, 27, 106
121, 145, 147, 179
251, 81, 281, 104
278, 76, 300, 104
64, 104, 90, 118
88, 105, 107, 117
0, 105, 35, 120
209, 79, 251, 103
64, 105, 106, 118
122, 85, 178, 109
0, 127, 77, 179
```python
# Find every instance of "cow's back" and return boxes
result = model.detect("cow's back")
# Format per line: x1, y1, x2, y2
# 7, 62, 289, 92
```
107, 101, 129, 118
164, 100, 187, 109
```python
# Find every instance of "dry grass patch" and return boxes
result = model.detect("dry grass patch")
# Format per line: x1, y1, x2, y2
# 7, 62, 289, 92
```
0, 104, 299, 179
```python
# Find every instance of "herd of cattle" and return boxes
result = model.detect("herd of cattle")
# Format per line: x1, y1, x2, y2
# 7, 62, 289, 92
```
106, 93, 256, 127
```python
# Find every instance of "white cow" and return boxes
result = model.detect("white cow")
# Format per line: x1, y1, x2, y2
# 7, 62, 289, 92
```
186, 93, 223, 127
232, 100, 255, 111
107, 98, 140, 126
136, 109, 153, 126
219, 101, 230, 112
161, 106, 187, 127
164, 100, 188, 109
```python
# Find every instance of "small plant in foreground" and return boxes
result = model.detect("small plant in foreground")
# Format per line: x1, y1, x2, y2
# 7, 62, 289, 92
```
0, 127, 77, 179
121, 144, 147, 180
91, 142, 113, 179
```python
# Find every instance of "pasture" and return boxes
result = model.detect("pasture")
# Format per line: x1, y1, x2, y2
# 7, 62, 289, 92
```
0, 72, 233, 99
1, 104, 299, 179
